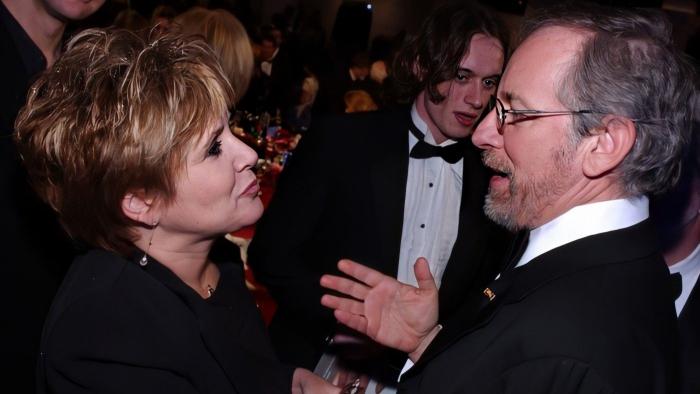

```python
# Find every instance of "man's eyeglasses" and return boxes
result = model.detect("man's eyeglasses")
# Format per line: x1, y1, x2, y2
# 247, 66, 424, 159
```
491, 96, 597, 132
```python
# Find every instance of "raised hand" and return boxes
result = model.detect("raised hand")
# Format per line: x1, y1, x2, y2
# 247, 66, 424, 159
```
320, 258, 439, 355
292, 368, 341, 394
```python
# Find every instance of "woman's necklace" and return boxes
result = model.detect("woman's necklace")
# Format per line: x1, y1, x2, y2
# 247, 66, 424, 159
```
204, 260, 219, 298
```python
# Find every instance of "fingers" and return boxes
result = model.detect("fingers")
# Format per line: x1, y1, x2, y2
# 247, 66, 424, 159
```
321, 294, 365, 315
320, 274, 370, 300
332, 369, 348, 387
358, 374, 370, 391
334, 309, 368, 334
413, 257, 437, 292
338, 259, 388, 287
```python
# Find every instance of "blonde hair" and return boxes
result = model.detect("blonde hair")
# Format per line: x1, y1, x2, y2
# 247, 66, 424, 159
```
175, 7, 254, 102
15, 28, 234, 255
344, 90, 378, 113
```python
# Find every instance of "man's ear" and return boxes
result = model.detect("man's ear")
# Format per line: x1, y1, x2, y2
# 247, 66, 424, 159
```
121, 191, 159, 226
582, 115, 636, 178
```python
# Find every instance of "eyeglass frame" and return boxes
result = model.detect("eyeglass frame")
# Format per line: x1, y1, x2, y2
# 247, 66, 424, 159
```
491, 96, 599, 133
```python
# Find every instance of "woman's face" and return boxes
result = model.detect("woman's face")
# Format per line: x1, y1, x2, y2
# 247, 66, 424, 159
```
157, 114, 262, 239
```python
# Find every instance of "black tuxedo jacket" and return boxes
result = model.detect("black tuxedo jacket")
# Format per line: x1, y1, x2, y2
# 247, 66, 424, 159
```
679, 276, 700, 394
37, 249, 293, 394
400, 220, 679, 394
248, 107, 512, 371
243, 45, 303, 114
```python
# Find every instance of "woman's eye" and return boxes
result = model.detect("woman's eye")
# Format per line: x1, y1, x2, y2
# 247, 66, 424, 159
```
207, 140, 222, 157
456, 72, 468, 82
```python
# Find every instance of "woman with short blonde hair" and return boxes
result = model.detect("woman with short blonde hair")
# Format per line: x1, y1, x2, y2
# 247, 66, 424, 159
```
17, 28, 337, 393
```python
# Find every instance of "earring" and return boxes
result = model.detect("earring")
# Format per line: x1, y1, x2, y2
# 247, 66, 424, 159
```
139, 220, 158, 266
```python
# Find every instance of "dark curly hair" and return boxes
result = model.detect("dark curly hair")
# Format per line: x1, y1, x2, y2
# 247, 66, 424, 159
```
392, 3, 510, 103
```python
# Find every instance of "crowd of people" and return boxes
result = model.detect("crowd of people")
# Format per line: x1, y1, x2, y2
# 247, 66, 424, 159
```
1, 0, 699, 393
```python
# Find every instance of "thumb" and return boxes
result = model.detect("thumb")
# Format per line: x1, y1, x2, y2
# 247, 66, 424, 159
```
413, 257, 437, 292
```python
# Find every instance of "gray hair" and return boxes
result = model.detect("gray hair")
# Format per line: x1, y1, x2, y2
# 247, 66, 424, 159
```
521, 3, 696, 196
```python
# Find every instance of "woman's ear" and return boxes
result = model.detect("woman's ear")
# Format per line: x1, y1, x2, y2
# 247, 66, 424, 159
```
582, 115, 636, 178
121, 191, 159, 226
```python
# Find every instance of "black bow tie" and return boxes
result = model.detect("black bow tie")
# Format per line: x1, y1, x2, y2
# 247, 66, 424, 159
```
409, 122, 465, 164
670, 272, 682, 301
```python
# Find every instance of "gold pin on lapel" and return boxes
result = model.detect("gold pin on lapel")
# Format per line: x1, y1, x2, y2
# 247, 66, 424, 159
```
483, 287, 496, 301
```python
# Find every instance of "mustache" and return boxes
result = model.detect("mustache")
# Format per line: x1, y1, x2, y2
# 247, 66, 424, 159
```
481, 151, 512, 175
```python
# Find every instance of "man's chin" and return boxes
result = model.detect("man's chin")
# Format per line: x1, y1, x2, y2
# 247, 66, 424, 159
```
484, 196, 520, 232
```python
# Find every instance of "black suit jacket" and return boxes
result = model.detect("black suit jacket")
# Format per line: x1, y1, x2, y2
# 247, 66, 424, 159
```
248, 107, 512, 372
399, 220, 679, 394
316, 67, 380, 115
679, 276, 700, 394
37, 249, 294, 394
242, 45, 303, 114
0, 5, 77, 390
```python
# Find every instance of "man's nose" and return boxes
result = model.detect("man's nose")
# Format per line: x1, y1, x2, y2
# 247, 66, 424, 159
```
472, 108, 502, 149
463, 80, 484, 109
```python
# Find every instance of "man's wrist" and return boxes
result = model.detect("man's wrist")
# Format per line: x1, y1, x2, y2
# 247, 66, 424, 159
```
408, 324, 442, 363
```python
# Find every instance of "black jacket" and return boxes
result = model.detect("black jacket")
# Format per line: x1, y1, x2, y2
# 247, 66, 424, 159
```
679, 275, 700, 394
400, 220, 679, 394
37, 249, 294, 393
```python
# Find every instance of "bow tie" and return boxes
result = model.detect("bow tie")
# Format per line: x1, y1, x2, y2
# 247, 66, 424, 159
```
670, 272, 682, 301
409, 122, 465, 164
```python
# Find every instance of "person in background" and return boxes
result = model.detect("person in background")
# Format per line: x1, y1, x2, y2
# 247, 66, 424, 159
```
242, 24, 303, 115
150, 4, 176, 36
0, 0, 104, 390
175, 7, 254, 104
16, 28, 338, 394
285, 70, 320, 133
321, 4, 694, 393
248, 3, 512, 390
344, 89, 378, 113
316, 50, 378, 115
370, 60, 388, 85
652, 120, 700, 394
112, 7, 148, 32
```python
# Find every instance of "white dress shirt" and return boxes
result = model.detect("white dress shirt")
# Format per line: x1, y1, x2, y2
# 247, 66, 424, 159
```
669, 242, 700, 316
516, 196, 650, 268
396, 104, 463, 289
260, 48, 279, 77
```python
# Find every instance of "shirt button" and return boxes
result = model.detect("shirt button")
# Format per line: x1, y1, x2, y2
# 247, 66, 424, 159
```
429, 182, 434, 188
420, 224, 425, 228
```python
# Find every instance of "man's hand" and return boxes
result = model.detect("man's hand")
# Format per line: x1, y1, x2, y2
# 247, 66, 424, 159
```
292, 368, 341, 394
320, 258, 439, 356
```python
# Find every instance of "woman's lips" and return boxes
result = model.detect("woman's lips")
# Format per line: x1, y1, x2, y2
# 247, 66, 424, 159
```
242, 179, 260, 197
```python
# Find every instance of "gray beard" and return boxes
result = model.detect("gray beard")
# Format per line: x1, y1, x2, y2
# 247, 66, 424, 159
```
483, 146, 576, 232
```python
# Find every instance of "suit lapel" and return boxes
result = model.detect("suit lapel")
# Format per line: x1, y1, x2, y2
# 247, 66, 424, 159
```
404, 220, 661, 379
408, 268, 514, 376
369, 109, 411, 274
679, 276, 700, 332
679, 275, 700, 393
436, 143, 489, 318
